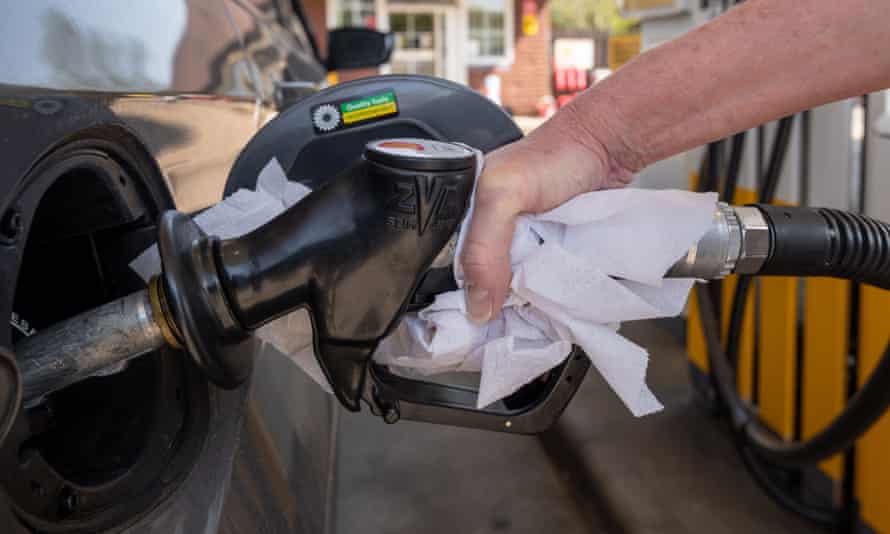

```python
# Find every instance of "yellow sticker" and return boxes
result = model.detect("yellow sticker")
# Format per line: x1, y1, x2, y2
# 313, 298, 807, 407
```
342, 99, 397, 125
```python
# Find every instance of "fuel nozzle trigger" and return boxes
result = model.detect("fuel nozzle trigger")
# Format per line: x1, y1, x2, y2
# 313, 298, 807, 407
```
362, 348, 590, 434
373, 238, 591, 434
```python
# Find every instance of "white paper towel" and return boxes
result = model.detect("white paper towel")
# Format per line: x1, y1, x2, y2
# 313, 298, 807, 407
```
377, 186, 717, 416
131, 155, 717, 417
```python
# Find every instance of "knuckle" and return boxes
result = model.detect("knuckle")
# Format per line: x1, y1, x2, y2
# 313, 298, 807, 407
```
476, 175, 524, 213
461, 240, 500, 269
477, 151, 532, 213
460, 241, 509, 283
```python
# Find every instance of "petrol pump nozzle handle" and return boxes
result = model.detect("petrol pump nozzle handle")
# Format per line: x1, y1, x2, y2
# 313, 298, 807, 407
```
666, 203, 769, 280
156, 139, 478, 410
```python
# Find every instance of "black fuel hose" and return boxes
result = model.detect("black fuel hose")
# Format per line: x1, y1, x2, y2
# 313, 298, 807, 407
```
736, 445, 840, 526
757, 206, 890, 290
758, 116, 795, 204
707, 273, 890, 467
695, 284, 840, 526
725, 115, 794, 368
724, 205, 890, 466
722, 131, 747, 205
694, 113, 890, 527
719, 143, 890, 465
720, 129, 748, 368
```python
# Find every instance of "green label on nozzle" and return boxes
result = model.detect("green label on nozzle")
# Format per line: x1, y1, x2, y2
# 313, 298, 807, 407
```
311, 90, 399, 134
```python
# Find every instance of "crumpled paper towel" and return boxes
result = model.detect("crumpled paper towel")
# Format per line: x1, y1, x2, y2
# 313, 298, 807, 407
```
377, 184, 717, 415
131, 155, 717, 417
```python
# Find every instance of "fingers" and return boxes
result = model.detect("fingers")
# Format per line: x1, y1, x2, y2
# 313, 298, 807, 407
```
459, 119, 624, 323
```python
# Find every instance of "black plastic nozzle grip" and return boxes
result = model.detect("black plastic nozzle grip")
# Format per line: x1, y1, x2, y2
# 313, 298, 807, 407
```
215, 150, 476, 410
757, 204, 890, 290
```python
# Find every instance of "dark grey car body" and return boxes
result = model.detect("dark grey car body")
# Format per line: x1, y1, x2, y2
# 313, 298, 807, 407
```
0, 1, 336, 532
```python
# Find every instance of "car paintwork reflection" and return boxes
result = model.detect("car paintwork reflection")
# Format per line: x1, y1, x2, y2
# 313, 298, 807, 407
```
1, 0, 324, 212
0, 1, 333, 533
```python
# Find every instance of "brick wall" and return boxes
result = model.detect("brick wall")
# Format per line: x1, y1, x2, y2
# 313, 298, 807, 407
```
303, 0, 328, 51
468, 0, 552, 115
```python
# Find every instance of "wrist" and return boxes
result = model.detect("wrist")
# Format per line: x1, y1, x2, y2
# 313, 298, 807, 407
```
556, 88, 648, 183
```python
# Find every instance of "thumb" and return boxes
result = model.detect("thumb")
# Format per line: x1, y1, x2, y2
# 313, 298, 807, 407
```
459, 164, 526, 323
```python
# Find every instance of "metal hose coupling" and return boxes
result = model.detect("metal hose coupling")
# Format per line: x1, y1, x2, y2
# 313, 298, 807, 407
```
666, 203, 770, 280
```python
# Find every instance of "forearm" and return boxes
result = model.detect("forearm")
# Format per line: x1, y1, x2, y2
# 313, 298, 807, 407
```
562, 0, 890, 172
460, 0, 890, 320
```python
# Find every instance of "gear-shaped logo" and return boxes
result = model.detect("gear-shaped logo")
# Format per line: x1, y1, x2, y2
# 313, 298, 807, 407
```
313, 104, 341, 132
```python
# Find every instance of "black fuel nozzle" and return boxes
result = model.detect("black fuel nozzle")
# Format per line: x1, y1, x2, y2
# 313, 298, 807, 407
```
158, 139, 477, 410
156, 137, 590, 433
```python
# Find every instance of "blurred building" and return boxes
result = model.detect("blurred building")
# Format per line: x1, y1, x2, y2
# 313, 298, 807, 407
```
303, 0, 553, 115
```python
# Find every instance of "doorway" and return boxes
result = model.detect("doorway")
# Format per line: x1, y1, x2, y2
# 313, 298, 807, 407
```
388, 5, 464, 83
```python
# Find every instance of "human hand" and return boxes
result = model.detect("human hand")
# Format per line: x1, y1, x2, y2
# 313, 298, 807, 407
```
459, 106, 637, 323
